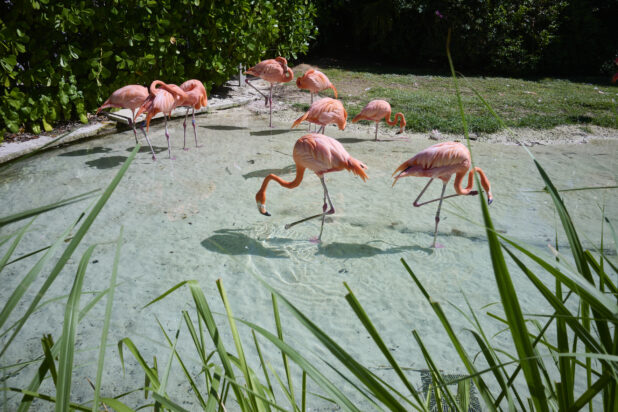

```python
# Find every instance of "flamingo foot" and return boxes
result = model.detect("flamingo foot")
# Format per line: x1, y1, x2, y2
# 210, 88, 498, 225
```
309, 236, 321, 244
432, 242, 445, 249
152, 155, 157, 161
183, 148, 190, 151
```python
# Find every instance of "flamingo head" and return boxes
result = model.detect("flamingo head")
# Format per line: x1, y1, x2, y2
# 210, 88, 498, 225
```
255, 191, 270, 216
487, 191, 494, 205
275, 56, 288, 71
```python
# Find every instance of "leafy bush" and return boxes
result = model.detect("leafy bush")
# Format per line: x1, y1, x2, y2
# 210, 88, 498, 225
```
0, 0, 317, 137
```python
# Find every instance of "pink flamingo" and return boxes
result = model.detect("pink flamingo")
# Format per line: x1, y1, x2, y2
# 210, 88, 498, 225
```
96, 85, 148, 143
256, 133, 368, 240
135, 80, 188, 160
296, 69, 338, 104
392, 141, 493, 248
352, 99, 406, 141
245, 57, 294, 127
291, 98, 347, 134
178, 79, 208, 150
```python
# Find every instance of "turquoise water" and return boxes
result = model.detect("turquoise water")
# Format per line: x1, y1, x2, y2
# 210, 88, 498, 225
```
1, 107, 616, 409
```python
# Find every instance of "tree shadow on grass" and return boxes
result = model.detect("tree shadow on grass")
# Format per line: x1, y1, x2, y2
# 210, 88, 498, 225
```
242, 164, 296, 179
59, 147, 112, 157
201, 229, 287, 258
85, 156, 129, 170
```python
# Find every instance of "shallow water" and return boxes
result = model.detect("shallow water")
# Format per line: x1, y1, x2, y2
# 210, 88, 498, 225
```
1, 107, 616, 409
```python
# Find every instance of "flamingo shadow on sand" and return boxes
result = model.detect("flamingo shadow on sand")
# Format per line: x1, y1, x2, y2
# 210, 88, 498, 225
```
250, 129, 293, 136
85, 156, 129, 170
315, 241, 416, 259
242, 164, 296, 180
201, 125, 248, 131
336, 138, 368, 144
59, 147, 112, 157
201, 229, 287, 258
125, 146, 168, 155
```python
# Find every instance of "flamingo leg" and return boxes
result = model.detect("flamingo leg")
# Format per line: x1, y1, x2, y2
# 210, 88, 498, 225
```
284, 177, 335, 238
183, 107, 190, 150
164, 116, 174, 160
317, 125, 325, 134
140, 122, 157, 161
268, 84, 273, 128
375, 122, 379, 141
413, 178, 478, 207
130, 109, 139, 144
431, 181, 448, 248
245, 78, 269, 105
192, 108, 198, 147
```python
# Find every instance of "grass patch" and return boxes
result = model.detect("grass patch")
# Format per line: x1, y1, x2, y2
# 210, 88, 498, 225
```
289, 66, 618, 134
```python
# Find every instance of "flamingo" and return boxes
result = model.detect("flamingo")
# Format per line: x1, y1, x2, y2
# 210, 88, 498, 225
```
392, 141, 493, 248
256, 133, 368, 241
245, 57, 294, 127
178, 79, 208, 150
296, 69, 338, 104
135, 80, 188, 160
352, 99, 406, 141
96, 85, 148, 144
291, 98, 347, 135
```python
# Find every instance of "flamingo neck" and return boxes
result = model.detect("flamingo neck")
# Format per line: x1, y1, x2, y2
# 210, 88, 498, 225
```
385, 112, 405, 127
453, 167, 492, 198
255, 166, 306, 211
284, 67, 294, 81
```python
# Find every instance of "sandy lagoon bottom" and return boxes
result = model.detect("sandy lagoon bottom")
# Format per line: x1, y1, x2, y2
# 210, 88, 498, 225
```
1, 107, 616, 410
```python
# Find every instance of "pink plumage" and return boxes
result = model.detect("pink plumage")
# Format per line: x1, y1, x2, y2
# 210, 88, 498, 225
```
292, 97, 347, 133
96, 85, 148, 114
352, 99, 406, 139
296, 69, 338, 98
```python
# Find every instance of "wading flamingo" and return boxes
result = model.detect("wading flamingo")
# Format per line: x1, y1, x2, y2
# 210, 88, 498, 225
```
96, 85, 148, 143
392, 141, 493, 248
179, 79, 208, 150
256, 133, 368, 241
245, 57, 294, 127
291, 98, 347, 134
352, 99, 406, 141
135, 80, 188, 160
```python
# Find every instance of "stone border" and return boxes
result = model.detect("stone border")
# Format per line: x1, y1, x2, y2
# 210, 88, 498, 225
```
0, 86, 259, 165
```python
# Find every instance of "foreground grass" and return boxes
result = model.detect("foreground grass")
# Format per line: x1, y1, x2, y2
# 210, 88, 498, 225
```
290, 64, 618, 134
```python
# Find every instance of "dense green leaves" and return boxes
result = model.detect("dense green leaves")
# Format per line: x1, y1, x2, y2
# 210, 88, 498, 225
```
0, 0, 317, 136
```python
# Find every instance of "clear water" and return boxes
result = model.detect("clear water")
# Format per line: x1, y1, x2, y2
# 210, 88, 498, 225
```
1, 107, 616, 409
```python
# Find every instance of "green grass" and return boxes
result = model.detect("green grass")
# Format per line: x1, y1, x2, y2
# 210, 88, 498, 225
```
291, 66, 618, 134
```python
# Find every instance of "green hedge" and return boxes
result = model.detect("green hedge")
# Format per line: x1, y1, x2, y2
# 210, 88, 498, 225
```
0, 0, 317, 136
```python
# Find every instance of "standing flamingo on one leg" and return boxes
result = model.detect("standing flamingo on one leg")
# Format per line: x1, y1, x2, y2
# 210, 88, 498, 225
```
392, 141, 493, 248
96, 85, 148, 144
296, 69, 338, 131
291, 98, 347, 135
135, 80, 188, 160
245, 57, 294, 127
256, 133, 368, 241
352, 99, 406, 141
179, 79, 208, 150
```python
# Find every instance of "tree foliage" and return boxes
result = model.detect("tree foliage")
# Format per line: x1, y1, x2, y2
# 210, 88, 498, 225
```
0, 0, 317, 136
313, 0, 616, 77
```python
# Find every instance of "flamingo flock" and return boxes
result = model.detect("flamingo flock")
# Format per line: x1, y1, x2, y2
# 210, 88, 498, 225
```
96, 57, 494, 246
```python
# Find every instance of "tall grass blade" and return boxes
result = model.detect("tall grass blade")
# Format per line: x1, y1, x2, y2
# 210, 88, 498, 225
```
272, 294, 295, 406
204, 365, 223, 412
216, 279, 265, 412
255, 279, 404, 411
0, 145, 138, 359
55, 244, 96, 412
5, 388, 91, 411
0, 189, 99, 228
152, 393, 190, 412
403, 259, 497, 410
0, 219, 34, 274
232, 316, 361, 412
342, 282, 423, 405
252, 330, 275, 401
118, 338, 161, 390
92, 226, 122, 412
98, 397, 135, 412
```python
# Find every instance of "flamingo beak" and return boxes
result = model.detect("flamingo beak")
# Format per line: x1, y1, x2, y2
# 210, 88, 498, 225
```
257, 203, 271, 216
487, 193, 494, 205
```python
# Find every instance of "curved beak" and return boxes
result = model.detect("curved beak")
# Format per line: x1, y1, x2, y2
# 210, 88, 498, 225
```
257, 203, 271, 216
